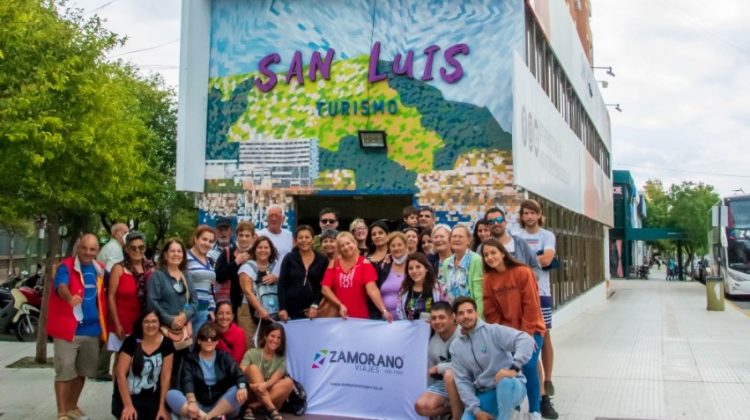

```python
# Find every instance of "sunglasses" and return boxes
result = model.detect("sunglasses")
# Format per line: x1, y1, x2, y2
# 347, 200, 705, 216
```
488, 216, 505, 225
128, 244, 146, 252
172, 281, 186, 295
199, 335, 218, 342
320, 218, 337, 224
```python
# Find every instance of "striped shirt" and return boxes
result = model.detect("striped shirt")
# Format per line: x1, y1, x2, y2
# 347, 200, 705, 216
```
187, 250, 216, 312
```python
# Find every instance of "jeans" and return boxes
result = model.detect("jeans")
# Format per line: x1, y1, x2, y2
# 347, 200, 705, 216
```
192, 309, 209, 341
461, 377, 526, 420
166, 386, 241, 418
522, 332, 544, 413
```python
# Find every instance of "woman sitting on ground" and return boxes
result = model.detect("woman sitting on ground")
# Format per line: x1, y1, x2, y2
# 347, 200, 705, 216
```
214, 301, 247, 364
166, 322, 248, 420
240, 323, 294, 420
112, 310, 173, 420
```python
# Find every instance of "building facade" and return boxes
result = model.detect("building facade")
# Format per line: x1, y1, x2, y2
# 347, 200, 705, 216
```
177, 0, 613, 307
609, 170, 648, 278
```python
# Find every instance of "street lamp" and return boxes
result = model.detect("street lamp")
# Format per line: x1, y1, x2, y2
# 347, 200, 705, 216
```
606, 103, 622, 112
593, 66, 616, 77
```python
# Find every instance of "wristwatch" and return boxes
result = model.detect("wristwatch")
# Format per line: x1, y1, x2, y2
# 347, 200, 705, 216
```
509, 364, 520, 373
238, 383, 247, 389
311, 304, 319, 309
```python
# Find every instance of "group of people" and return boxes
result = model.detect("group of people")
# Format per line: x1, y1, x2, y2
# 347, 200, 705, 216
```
48, 199, 560, 420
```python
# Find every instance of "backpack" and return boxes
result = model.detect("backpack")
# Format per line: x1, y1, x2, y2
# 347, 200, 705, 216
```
280, 377, 307, 416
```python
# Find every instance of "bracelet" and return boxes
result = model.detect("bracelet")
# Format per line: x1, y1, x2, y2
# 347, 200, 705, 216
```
311, 304, 319, 309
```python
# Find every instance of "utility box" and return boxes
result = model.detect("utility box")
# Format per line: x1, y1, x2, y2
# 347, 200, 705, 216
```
705, 276, 725, 311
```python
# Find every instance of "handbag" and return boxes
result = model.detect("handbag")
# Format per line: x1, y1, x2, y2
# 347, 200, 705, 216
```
161, 323, 193, 350
161, 274, 193, 350
280, 376, 308, 416
316, 298, 340, 318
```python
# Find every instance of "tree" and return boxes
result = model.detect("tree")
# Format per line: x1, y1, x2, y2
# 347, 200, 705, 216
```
643, 179, 719, 264
0, 1, 160, 361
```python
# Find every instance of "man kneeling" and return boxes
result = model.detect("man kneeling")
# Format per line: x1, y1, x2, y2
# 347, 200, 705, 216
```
450, 296, 535, 420
415, 301, 462, 419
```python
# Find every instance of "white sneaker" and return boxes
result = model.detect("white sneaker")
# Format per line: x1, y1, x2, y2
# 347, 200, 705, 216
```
529, 412, 543, 420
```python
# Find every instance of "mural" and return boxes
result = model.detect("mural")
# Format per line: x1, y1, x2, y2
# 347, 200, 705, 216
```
200, 0, 526, 227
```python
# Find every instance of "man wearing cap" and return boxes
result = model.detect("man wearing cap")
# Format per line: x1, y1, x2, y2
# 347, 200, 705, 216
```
312, 207, 339, 253
208, 216, 235, 262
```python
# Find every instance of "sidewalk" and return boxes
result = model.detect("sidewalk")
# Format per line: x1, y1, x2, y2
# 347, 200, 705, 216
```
552, 280, 750, 420
1, 280, 748, 419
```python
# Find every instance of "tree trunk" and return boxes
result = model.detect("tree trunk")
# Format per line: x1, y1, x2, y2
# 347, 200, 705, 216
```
8, 231, 15, 277
36, 212, 61, 363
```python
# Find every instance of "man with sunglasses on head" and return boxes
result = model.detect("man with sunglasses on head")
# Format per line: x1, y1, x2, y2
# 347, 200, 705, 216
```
481, 207, 540, 271
312, 207, 339, 253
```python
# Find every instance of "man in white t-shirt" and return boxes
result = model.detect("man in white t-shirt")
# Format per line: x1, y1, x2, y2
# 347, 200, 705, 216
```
515, 199, 558, 419
257, 205, 293, 262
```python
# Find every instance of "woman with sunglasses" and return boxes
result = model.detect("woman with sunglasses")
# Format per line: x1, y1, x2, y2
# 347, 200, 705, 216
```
167, 322, 248, 420
278, 225, 328, 322
107, 231, 153, 374
147, 239, 198, 383
215, 301, 247, 364
112, 310, 173, 420
240, 323, 293, 420
481, 238, 546, 418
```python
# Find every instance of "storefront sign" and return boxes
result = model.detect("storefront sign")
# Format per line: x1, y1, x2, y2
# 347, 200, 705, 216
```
255, 41, 470, 93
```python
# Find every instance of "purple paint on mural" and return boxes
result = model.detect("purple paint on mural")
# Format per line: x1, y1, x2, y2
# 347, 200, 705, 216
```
256, 53, 281, 92
308, 49, 335, 81
285, 50, 305, 85
421, 45, 441, 81
367, 41, 388, 83
440, 44, 470, 84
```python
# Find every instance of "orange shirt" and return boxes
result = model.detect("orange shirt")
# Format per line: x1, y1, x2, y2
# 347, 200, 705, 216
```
483, 265, 546, 336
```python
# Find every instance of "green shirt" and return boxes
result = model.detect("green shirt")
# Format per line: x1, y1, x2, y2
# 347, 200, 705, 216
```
241, 348, 286, 380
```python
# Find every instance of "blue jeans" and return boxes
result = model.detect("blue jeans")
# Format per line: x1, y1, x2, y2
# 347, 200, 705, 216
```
192, 308, 209, 341
522, 332, 544, 413
166, 386, 241, 417
461, 377, 526, 420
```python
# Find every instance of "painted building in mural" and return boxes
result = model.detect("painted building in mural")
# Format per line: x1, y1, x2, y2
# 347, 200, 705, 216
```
177, 0, 614, 306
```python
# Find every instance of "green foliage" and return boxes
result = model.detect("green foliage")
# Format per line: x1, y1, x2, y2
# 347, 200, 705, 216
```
643, 179, 719, 256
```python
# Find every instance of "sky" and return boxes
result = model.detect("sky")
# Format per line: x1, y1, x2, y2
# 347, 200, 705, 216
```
72, 0, 750, 198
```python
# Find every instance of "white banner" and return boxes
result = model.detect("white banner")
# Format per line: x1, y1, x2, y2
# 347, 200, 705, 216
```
284, 318, 430, 420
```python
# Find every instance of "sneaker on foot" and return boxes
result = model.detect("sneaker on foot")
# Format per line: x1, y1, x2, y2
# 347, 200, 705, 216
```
540, 396, 559, 419
544, 380, 555, 396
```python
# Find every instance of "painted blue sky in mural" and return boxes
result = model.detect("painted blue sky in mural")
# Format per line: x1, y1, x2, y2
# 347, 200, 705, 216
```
209, 0, 524, 130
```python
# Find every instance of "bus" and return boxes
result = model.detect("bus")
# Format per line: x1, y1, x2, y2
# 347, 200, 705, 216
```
709, 194, 750, 297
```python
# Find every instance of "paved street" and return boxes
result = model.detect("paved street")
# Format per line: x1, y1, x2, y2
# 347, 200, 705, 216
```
1, 278, 749, 419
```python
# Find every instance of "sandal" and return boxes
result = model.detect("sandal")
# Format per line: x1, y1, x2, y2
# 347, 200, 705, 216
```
269, 409, 283, 420
57, 415, 70, 420
242, 407, 256, 420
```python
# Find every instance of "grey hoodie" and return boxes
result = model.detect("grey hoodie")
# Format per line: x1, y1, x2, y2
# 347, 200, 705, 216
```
449, 319, 535, 416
